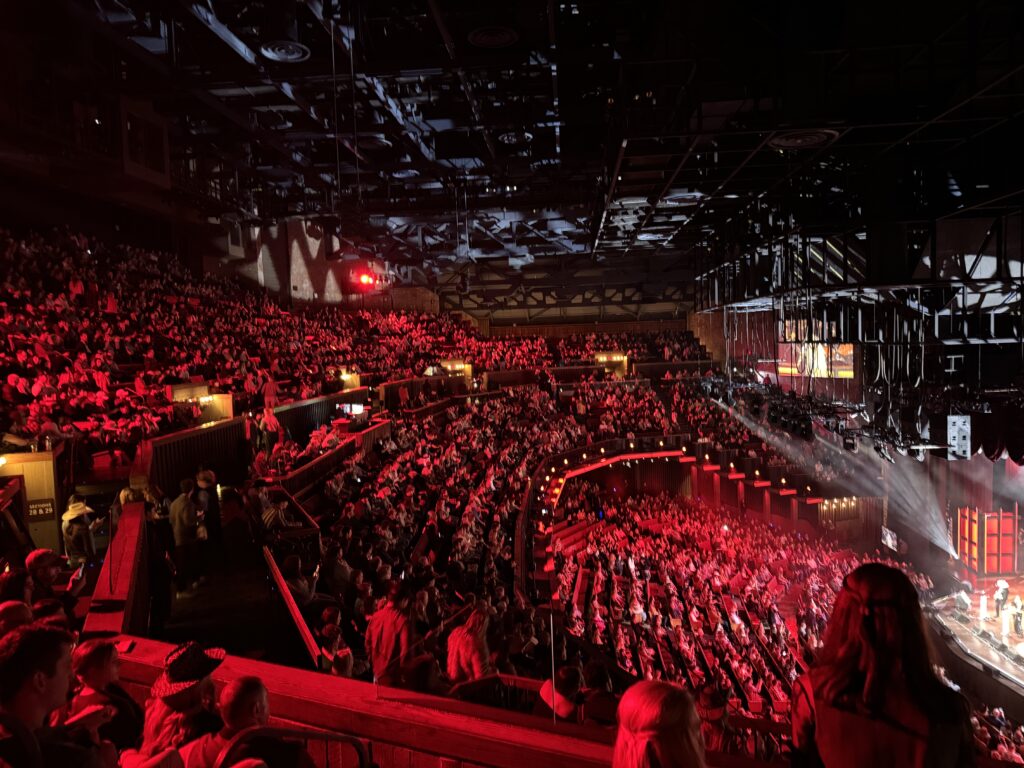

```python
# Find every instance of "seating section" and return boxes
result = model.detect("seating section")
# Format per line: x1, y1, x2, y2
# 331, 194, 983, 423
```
4, 228, 1018, 766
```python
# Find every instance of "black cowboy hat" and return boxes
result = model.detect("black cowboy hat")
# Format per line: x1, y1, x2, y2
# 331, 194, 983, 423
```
150, 642, 226, 699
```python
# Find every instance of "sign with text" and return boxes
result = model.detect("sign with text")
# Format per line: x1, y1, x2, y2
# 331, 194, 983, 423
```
27, 499, 56, 521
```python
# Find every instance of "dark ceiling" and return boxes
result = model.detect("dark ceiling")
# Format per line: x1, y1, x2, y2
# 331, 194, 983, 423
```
3, 1, 1024, 321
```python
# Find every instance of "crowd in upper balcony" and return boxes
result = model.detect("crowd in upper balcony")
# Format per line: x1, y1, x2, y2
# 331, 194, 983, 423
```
0, 229, 705, 465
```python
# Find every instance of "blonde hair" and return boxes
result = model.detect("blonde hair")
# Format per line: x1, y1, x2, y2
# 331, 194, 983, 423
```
613, 681, 705, 768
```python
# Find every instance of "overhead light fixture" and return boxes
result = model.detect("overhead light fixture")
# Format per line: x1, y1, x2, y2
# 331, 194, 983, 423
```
259, 5, 311, 63
663, 189, 704, 206
767, 129, 839, 150
468, 25, 519, 48
498, 130, 533, 145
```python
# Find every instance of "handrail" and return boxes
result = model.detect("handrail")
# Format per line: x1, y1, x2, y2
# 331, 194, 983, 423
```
262, 545, 320, 668
213, 725, 370, 768
83, 501, 148, 636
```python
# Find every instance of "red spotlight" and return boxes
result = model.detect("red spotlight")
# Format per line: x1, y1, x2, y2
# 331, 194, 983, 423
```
358, 273, 375, 286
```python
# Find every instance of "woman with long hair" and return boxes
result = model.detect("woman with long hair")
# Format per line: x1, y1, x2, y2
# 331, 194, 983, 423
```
792, 563, 973, 767
613, 680, 705, 768
446, 605, 492, 685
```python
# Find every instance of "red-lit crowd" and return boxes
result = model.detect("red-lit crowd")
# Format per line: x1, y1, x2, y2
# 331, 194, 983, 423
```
4, 228, 1009, 767
0, 229, 704, 466
298, 387, 594, 691
568, 380, 670, 437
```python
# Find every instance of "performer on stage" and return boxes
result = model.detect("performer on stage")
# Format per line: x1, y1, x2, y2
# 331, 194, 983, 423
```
1014, 595, 1023, 637
955, 589, 972, 614
995, 579, 1010, 617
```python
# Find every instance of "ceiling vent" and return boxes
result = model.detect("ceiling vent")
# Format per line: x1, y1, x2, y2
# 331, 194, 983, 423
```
259, 6, 311, 63
468, 26, 519, 48
768, 129, 839, 150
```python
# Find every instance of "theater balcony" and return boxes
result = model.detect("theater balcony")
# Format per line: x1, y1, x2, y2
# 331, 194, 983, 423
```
86, 503, 788, 768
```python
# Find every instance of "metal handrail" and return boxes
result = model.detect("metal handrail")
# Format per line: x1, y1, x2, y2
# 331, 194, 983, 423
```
212, 725, 371, 768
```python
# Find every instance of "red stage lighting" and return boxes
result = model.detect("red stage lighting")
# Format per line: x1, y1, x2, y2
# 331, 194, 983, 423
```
358, 273, 376, 286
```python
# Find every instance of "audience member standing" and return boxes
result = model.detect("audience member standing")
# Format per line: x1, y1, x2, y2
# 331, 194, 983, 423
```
792, 563, 974, 767
365, 581, 415, 687
170, 480, 200, 595
446, 606, 492, 685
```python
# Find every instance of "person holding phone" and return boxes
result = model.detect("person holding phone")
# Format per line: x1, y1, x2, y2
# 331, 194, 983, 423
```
26, 549, 86, 621
280, 555, 325, 611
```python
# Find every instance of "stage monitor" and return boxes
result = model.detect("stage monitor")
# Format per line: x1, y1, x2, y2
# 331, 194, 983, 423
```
881, 525, 898, 552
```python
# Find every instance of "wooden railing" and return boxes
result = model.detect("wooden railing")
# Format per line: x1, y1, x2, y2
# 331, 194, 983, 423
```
263, 545, 320, 669
85, 505, 791, 768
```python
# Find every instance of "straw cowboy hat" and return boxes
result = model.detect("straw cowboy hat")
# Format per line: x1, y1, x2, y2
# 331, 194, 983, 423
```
62, 501, 94, 523
150, 642, 226, 699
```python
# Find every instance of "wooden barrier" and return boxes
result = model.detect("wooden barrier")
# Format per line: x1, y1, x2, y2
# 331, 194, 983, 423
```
632, 359, 713, 379
482, 369, 538, 391
263, 545, 320, 669
264, 419, 392, 498
379, 375, 467, 411
87, 505, 785, 768
273, 388, 369, 445
261, 486, 321, 565
146, 417, 247, 497
273, 437, 358, 499
488, 319, 689, 338
83, 501, 149, 637
0, 442, 70, 552
355, 419, 392, 456
0, 478, 31, 566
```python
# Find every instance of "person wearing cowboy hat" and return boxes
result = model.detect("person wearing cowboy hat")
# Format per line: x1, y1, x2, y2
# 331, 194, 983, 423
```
62, 496, 102, 568
121, 643, 225, 767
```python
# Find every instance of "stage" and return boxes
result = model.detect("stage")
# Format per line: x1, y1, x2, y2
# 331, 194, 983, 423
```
930, 593, 1024, 719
